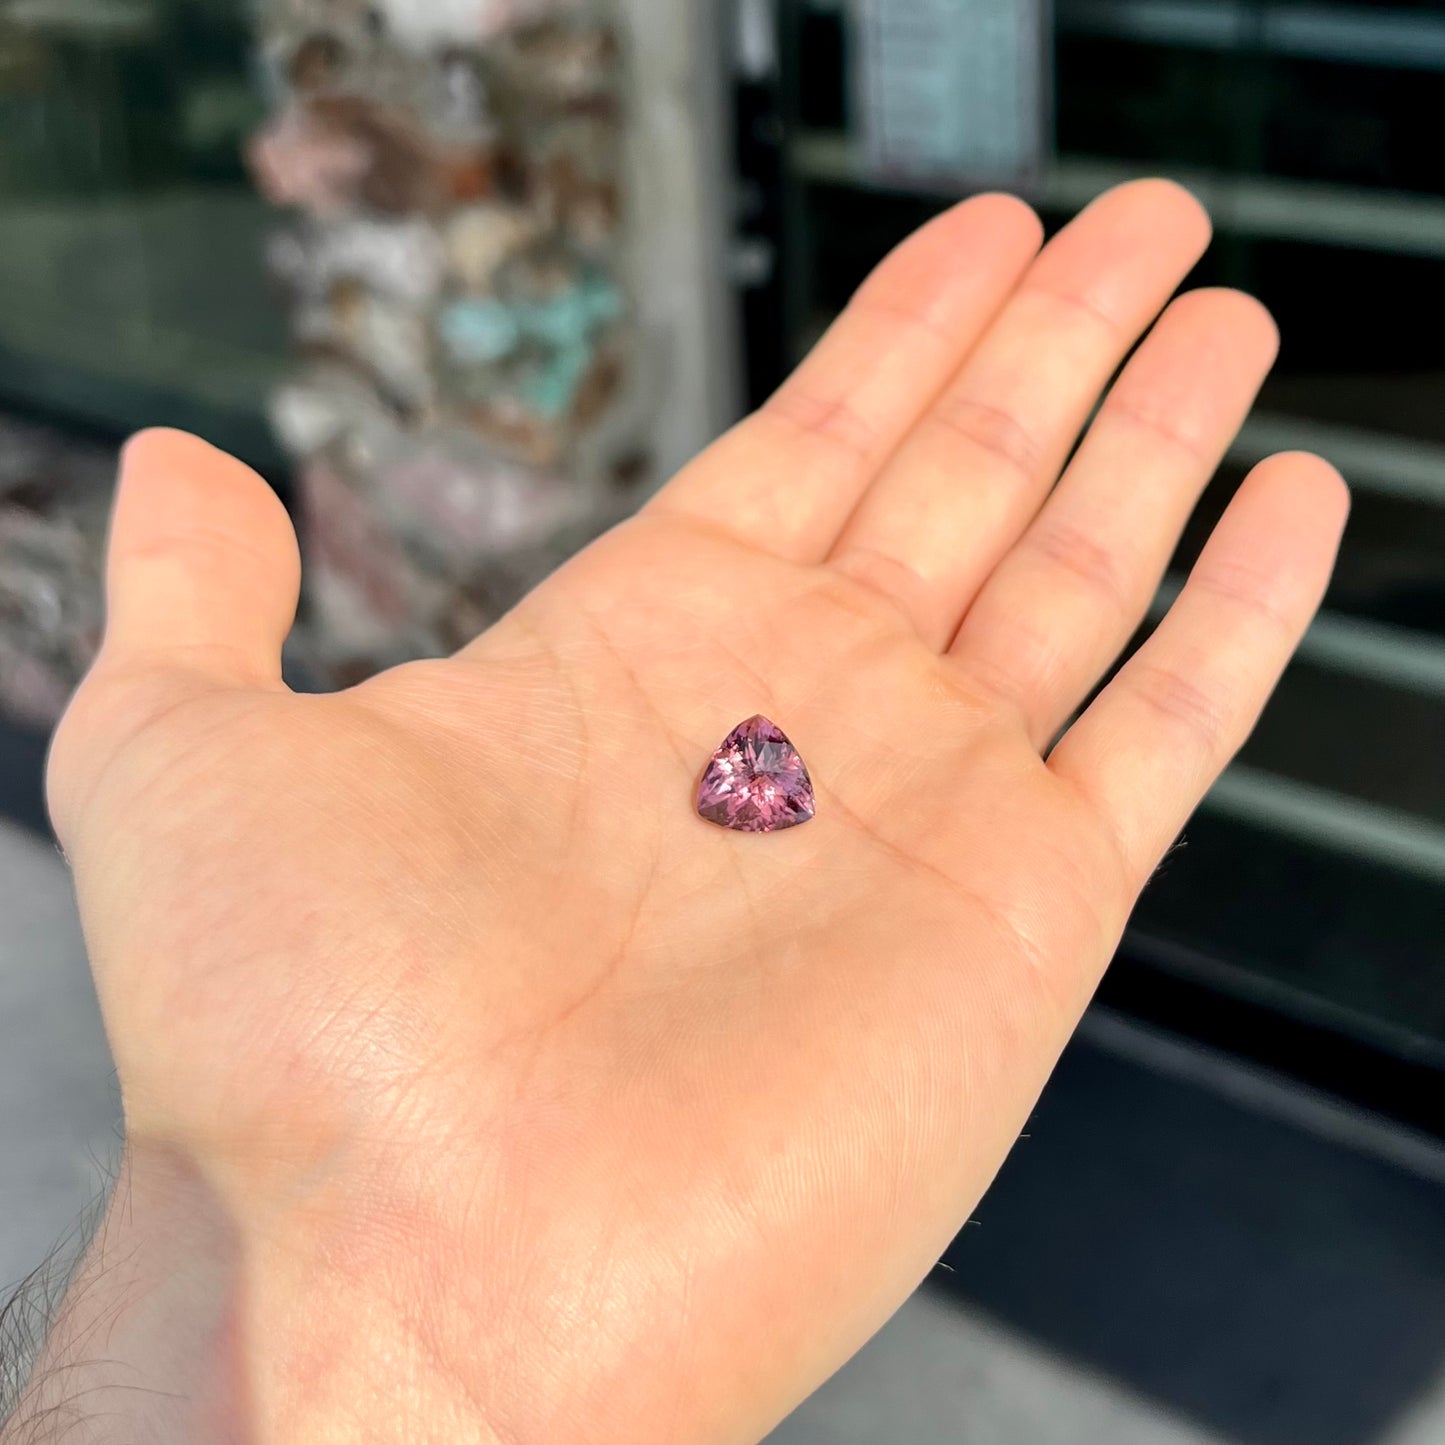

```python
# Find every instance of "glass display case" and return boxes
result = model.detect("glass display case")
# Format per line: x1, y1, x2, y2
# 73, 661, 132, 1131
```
0, 0, 285, 790
737, 0, 1445, 1121
0, 0, 286, 462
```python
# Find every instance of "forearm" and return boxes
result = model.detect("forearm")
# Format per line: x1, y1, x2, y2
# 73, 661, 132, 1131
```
1, 1143, 245, 1445
0, 1141, 520, 1445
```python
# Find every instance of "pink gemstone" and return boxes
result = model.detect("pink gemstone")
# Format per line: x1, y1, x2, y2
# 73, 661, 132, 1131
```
696, 716, 816, 834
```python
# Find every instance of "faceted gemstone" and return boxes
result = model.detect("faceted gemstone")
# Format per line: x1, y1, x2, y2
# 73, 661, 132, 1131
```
696, 716, 816, 834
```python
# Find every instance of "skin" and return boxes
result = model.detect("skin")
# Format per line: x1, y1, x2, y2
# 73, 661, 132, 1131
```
15, 181, 1347, 1445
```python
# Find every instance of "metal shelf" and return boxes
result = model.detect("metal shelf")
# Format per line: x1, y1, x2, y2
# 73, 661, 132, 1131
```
1232, 414, 1445, 509
1141, 583, 1445, 879
1205, 765, 1445, 883
789, 133, 1445, 260
1060, 0, 1445, 74
1154, 578, 1445, 701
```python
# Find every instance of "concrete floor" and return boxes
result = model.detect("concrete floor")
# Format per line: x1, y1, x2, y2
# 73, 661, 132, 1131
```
2, 815, 1442, 1444
0, 820, 118, 1295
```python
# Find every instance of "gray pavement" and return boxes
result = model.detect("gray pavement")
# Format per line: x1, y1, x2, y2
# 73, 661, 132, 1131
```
0, 820, 118, 1295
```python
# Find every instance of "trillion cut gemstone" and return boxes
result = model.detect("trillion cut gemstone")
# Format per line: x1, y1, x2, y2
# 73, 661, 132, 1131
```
696, 716, 816, 834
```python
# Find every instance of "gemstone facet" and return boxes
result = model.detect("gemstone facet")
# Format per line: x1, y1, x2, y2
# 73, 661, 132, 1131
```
696, 716, 816, 834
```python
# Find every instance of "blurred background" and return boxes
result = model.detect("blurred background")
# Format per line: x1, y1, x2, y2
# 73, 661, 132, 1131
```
0, 2, 1442, 1441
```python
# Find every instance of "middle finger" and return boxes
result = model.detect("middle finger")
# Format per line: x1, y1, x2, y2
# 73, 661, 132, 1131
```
828, 179, 1212, 649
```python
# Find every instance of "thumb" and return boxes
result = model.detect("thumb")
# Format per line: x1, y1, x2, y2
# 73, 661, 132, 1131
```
98, 429, 301, 682
48, 430, 302, 840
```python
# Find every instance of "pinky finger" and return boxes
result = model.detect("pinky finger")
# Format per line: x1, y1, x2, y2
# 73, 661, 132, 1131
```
1049, 452, 1349, 884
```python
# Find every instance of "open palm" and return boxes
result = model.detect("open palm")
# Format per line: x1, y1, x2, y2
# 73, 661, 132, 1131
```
46, 182, 1346, 1445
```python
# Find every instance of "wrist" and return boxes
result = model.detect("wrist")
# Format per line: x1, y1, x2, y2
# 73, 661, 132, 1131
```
1, 1141, 244, 1445
3, 1137, 514, 1445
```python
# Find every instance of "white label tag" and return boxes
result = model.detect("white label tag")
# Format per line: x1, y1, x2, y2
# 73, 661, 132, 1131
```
854, 0, 1050, 182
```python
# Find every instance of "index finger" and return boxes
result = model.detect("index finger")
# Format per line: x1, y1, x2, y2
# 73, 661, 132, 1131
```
650, 193, 1043, 561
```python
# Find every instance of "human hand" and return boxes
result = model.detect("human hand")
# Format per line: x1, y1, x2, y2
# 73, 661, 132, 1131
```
36, 181, 1346, 1445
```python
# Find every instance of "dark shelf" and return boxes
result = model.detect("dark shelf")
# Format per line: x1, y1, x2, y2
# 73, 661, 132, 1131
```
0, 719, 50, 839
939, 1021, 1445, 1445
